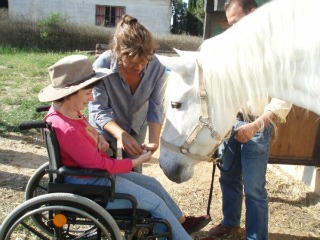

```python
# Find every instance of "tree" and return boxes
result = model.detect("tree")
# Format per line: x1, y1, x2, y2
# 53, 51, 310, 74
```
186, 0, 204, 36
171, 0, 187, 34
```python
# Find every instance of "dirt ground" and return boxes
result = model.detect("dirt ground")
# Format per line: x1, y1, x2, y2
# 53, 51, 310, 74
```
0, 132, 320, 239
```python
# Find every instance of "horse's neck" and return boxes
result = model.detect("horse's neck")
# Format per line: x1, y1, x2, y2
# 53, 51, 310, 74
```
192, 65, 241, 154
198, 0, 320, 117
210, 97, 241, 139
194, 70, 242, 140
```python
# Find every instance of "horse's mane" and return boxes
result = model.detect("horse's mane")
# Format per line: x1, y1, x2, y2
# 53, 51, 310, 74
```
198, 0, 320, 120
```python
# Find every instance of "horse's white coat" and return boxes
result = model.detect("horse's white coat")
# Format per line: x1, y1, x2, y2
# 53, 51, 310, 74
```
157, 0, 320, 183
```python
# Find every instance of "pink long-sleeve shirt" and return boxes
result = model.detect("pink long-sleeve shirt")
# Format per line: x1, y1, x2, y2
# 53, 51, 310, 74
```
45, 107, 133, 174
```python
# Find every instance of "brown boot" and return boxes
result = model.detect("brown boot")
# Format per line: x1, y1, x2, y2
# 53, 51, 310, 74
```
208, 223, 240, 237
182, 215, 211, 234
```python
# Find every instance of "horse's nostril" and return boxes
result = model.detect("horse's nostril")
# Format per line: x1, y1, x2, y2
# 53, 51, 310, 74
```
176, 165, 182, 175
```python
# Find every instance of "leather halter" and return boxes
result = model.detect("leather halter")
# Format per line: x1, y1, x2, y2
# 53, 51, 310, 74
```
161, 66, 224, 162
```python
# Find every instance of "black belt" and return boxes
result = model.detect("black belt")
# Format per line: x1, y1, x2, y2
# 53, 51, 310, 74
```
236, 112, 258, 122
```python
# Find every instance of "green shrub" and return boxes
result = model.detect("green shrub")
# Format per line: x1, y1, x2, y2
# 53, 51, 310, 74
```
38, 12, 68, 41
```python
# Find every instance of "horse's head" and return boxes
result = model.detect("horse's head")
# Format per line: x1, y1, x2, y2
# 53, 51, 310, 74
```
157, 51, 227, 183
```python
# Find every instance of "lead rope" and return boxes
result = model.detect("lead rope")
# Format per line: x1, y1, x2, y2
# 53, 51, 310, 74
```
206, 162, 217, 217
217, 130, 240, 173
206, 130, 241, 217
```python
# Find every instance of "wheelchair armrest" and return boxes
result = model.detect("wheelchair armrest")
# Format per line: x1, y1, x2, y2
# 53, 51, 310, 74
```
54, 166, 116, 201
58, 166, 113, 178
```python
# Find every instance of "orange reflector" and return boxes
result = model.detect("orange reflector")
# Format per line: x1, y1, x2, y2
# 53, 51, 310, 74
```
53, 213, 67, 227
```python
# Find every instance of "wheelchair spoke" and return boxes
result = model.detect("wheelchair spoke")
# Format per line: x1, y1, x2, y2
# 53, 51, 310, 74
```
20, 221, 50, 240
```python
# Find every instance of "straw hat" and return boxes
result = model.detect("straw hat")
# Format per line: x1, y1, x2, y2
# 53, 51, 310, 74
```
38, 55, 110, 102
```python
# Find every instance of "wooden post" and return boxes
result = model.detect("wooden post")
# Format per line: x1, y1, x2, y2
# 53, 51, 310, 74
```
203, 0, 215, 40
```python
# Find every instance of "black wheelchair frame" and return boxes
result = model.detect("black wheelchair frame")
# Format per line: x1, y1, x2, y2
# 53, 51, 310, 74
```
0, 107, 172, 240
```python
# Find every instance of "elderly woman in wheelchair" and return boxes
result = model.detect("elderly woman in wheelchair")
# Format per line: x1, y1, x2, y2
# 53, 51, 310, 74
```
0, 55, 209, 240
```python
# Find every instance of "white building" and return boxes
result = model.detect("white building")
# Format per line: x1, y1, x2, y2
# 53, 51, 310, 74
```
8, 0, 172, 34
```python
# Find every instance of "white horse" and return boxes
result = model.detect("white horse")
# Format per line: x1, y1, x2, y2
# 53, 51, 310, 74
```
156, 0, 320, 183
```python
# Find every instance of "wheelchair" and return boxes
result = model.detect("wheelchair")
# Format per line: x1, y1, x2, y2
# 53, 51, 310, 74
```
0, 107, 172, 240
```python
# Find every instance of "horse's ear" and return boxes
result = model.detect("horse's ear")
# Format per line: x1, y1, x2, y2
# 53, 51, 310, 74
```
156, 54, 196, 73
155, 54, 181, 70
173, 48, 199, 59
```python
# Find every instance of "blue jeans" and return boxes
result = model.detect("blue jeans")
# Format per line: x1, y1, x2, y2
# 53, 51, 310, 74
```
219, 120, 273, 240
65, 172, 192, 240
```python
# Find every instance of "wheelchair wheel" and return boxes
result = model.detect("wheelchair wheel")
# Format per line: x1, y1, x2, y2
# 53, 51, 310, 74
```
0, 193, 122, 240
25, 162, 50, 200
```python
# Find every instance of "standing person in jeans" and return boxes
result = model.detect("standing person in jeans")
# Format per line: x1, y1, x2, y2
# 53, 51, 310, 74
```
89, 14, 167, 174
205, 0, 292, 239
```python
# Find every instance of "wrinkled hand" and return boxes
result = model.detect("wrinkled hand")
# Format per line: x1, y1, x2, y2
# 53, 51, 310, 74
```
141, 143, 159, 154
121, 132, 143, 156
235, 122, 258, 143
97, 135, 109, 152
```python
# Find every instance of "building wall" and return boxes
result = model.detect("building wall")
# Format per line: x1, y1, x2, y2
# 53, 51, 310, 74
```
8, 0, 171, 34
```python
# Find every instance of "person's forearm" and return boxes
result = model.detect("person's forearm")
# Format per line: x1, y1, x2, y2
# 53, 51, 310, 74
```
104, 121, 125, 139
252, 110, 277, 132
148, 122, 162, 144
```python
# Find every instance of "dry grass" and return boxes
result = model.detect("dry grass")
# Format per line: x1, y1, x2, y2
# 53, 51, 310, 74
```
0, 9, 202, 52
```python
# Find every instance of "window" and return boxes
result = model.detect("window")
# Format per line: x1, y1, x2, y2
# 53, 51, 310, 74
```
96, 6, 125, 27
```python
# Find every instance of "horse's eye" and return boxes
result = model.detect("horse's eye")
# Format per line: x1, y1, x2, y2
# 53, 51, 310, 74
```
171, 102, 181, 109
